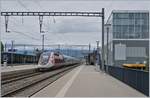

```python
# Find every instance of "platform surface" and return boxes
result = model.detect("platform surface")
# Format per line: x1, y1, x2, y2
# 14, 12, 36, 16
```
32, 65, 146, 97
1, 64, 38, 73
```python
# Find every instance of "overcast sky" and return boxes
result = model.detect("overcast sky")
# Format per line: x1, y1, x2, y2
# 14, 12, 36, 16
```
1, 0, 150, 48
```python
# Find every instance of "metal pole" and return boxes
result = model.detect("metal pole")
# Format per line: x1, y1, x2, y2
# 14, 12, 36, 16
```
89, 43, 91, 53
42, 34, 44, 51
11, 40, 14, 66
96, 41, 99, 50
96, 41, 100, 69
106, 27, 109, 65
5, 15, 9, 32
101, 8, 105, 71
5, 43, 7, 52
39, 16, 43, 33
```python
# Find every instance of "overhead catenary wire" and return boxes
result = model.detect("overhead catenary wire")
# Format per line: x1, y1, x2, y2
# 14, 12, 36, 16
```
1, 8, 47, 41
2, 8, 40, 38
3, 1, 100, 45
21, 16, 24, 24
2, 15, 52, 43
9, 17, 40, 38
1, 12, 46, 42
34, 1, 56, 23
10, 30, 41, 41
32, 1, 50, 28
17, 0, 48, 32
17, 0, 30, 11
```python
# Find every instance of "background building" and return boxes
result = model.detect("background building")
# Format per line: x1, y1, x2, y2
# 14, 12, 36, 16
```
105, 10, 149, 67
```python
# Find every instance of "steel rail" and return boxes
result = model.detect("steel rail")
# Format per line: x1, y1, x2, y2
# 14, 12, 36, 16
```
1, 64, 79, 97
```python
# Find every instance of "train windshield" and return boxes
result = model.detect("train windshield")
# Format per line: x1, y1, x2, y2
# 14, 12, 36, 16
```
39, 52, 50, 65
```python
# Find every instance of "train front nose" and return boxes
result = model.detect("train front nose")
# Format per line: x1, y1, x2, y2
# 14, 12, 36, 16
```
38, 53, 50, 68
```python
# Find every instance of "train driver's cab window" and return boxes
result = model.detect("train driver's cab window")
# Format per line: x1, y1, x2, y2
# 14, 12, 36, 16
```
39, 53, 50, 65
54, 53, 59, 56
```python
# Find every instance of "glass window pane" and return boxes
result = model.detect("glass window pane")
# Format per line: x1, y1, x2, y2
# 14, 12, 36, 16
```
129, 13, 134, 19
112, 12, 149, 39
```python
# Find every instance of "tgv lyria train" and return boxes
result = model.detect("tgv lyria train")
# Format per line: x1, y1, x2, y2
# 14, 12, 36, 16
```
38, 51, 80, 70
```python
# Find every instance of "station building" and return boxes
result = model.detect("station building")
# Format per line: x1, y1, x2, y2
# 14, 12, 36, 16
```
105, 10, 149, 67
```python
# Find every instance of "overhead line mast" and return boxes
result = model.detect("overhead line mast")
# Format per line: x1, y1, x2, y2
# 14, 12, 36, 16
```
1, 9, 105, 71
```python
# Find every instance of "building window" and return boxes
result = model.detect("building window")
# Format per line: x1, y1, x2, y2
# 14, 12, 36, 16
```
126, 47, 146, 57
135, 13, 142, 19
135, 19, 144, 25
112, 12, 149, 39
115, 44, 126, 60
129, 13, 134, 19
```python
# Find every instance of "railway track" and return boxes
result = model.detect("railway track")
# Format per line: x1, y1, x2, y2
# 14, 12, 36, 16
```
1, 68, 38, 81
2, 72, 42, 84
1, 64, 79, 97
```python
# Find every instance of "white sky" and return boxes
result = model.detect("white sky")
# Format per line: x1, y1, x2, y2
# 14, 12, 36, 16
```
1, 0, 150, 47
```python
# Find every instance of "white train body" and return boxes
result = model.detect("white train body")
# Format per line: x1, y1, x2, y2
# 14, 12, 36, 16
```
38, 51, 80, 69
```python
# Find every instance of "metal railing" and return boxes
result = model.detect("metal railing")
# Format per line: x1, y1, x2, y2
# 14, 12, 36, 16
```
105, 65, 149, 96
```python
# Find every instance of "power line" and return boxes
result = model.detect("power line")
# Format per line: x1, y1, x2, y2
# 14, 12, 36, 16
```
33, 1, 55, 27
9, 18, 40, 38
17, 0, 30, 11
11, 30, 41, 41
17, 0, 48, 32
3, 16, 52, 43
2, 8, 39, 37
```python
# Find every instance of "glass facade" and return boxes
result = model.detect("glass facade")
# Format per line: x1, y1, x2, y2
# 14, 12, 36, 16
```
113, 12, 149, 39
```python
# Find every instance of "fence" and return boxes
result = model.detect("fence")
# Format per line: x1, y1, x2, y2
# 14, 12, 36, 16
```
105, 65, 149, 96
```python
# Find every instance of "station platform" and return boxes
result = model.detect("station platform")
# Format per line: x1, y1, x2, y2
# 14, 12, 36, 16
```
1, 64, 38, 73
32, 65, 146, 97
